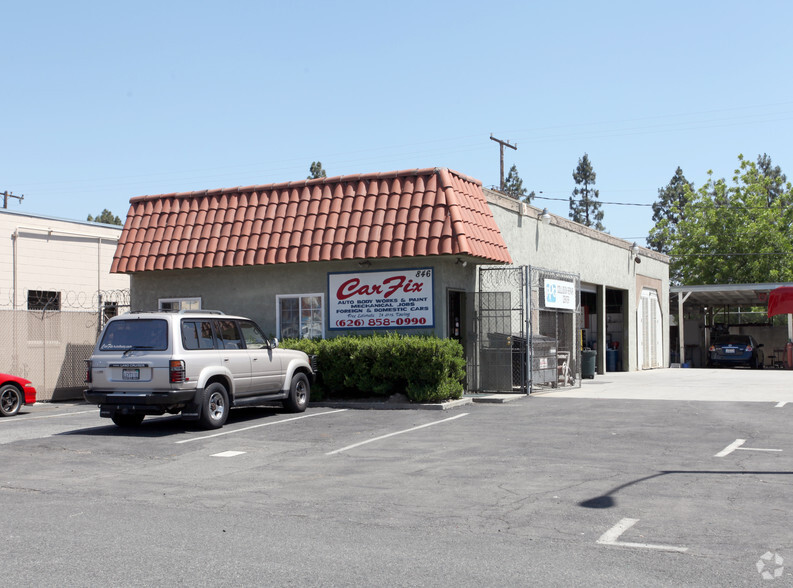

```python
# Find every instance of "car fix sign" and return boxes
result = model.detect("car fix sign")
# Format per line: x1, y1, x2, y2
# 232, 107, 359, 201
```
328, 268, 434, 330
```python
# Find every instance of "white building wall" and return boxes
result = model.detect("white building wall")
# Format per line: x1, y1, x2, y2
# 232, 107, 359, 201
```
1, 209, 129, 310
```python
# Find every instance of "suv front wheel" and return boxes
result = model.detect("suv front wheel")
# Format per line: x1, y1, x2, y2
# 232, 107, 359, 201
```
283, 373, 309, 413
200, 382, 229, 429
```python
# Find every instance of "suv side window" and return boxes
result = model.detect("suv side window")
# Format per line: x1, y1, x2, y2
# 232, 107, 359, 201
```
239, 320, 270, 350
182, 320, 216, 350
214, 319, 244, 350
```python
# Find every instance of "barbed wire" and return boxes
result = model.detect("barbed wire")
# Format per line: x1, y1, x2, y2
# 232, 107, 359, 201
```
0, 288, 130, 311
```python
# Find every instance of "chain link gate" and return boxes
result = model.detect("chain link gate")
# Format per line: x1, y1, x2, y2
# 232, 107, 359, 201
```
468, 266, 581, 394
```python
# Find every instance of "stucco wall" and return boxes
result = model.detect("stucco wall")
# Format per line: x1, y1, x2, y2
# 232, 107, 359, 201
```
130, 255, 477, 340
485, 189, 671, 370
1, 209, 129, 309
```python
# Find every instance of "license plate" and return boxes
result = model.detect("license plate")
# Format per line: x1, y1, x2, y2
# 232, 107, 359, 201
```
724, 348, 735, 354
122, 369, 140, 380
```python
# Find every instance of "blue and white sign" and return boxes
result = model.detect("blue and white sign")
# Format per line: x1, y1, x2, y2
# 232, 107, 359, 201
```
544, 278, 576, 310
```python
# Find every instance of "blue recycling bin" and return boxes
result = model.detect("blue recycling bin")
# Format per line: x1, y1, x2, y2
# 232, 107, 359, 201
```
606, 349, 618, 372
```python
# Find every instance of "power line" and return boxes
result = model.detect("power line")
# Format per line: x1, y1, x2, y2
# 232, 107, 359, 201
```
535, 194, 652, 207
670, 251, 793, 257
535, 193, 793, 211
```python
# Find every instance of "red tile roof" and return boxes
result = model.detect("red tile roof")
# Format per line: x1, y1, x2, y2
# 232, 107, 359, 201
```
111, 167, 511, 273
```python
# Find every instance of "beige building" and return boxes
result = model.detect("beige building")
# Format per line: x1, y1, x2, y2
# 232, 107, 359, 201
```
1, 209, 130, 399
111, 167, 669, 394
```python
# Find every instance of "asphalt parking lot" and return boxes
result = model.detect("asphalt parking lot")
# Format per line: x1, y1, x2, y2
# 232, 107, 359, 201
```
1, 369, 791, 587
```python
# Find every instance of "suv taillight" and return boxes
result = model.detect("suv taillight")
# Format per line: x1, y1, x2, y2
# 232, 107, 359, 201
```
170, 360, 186, 383
85, 360, 92, 383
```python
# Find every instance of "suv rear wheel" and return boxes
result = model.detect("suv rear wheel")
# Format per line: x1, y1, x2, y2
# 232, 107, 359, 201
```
200, 382, 229, 429
283, 373, 309, 413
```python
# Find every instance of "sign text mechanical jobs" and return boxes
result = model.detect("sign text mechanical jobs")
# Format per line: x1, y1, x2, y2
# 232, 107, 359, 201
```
328, 268, 435, 330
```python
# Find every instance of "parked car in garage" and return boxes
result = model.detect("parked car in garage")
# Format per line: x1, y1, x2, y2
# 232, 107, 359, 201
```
708, 334, 764, 369
0, 373, 37, 417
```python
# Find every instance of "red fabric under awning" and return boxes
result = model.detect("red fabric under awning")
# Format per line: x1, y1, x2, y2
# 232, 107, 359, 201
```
767, 286, 793, 317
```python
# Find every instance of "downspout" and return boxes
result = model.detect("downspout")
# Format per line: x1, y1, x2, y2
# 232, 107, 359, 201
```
12, 230, 18, 309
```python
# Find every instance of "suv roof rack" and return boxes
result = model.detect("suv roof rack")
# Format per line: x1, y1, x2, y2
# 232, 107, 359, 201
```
124, 309, 226, 315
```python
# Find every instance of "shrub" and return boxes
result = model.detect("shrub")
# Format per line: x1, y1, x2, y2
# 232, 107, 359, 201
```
280, 334, 465, 403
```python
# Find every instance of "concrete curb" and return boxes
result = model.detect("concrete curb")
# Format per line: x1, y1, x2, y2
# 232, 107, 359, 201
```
312, 397, 474, 411
468, 393, 528, 404
312, 393, 528, 410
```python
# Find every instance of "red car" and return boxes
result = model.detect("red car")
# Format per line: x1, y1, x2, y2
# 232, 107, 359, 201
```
0, 373, 37, 417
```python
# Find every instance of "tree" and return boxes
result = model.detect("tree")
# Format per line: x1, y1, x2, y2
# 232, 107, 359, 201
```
646, 167, 693, 255
87, 209, 122, 225
502, 164, 527, 200
756, 153, 787, 205
569, 153, 605, 231
655, 154, 793, 284
308, 161, 327, 179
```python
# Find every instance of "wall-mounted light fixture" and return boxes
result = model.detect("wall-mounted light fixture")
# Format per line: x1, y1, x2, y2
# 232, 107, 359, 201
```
630, 242, 641, 264
456, 257, 468, 267
540, 208, 552, 225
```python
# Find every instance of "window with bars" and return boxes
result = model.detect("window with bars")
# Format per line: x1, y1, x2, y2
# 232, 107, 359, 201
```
27, 290, 61, 311
158, 297, 201, 311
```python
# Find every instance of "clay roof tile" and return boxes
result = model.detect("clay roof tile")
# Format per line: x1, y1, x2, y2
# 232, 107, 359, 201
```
111, 168, 510, 273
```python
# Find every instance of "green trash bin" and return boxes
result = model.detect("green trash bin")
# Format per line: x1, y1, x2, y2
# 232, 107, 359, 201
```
581, 349, 596, 379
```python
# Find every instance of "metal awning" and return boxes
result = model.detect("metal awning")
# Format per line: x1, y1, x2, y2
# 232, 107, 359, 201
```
671, 283, 793, 365
670, 282, 793, 307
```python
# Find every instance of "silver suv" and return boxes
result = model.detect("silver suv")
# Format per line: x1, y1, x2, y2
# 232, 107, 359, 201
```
84, 310, 314, 429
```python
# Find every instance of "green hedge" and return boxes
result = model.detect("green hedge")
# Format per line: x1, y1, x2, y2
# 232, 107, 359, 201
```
281, 333, 466, 403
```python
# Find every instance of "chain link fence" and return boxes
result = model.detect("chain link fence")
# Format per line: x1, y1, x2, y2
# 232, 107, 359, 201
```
0, 289, 130, 401
468, 266, 581, 394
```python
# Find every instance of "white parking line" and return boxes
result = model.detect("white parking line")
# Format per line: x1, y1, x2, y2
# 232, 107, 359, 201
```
175, 409, 348, 444
326, 413, 469, 455
0, 409, 99, 423
597, 518, 688, 553
212, 451, 246, 457
715, 438, 783, 457
715, 439, 746, 457
776, 402, 788, 408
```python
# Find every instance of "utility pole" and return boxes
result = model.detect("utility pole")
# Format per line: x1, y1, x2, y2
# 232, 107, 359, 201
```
490, 134, 517, 191
2, 191, 24, 208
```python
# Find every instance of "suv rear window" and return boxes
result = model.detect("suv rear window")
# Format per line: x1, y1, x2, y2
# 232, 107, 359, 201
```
99, 319, 169, 351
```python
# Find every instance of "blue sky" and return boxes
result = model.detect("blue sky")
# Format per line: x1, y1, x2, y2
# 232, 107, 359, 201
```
3, 1, 792, 245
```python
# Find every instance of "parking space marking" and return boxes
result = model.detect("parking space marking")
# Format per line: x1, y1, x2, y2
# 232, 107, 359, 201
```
597, 518, 688, 553
776, 402, 788, 408
715, 438, 782, 457
0, 409, 99, 423
715, 439, 746, 457
212, 451, 246, 457
326, 413, 469, 455
175, 409, 348, 444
